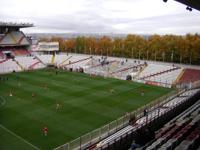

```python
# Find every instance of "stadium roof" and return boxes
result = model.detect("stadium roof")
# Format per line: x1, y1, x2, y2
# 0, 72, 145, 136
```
175, 0, 200, 11
0, 22, 34, 28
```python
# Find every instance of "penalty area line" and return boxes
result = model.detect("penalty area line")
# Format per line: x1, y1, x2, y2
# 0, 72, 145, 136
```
0, 124, 40, 150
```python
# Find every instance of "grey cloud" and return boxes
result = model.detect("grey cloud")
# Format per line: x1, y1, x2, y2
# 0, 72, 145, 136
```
1, 0, 200, 34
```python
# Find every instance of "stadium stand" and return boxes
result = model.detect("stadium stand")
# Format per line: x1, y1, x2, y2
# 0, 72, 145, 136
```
28, 61, 42, 69
0, 51, 5, 59
15, 56, 45, 70
111, 62, 146, 80
178, 69, 200, 84
135, 64, 183, 87
34, 53, 198, 88
0, 22, 46, 73
0, 33, 14, 45
12, 49, 30, 56
84, 57, 120, 77
61, 55, 92, 70
19, 36, 30, 45
36, 54, 53, 64
138, 96, 200, 150
17, 31, 29, 45
56, 54, 72, 66
57, 54, 72, 66
11, 31, 23, 41
138, 64, 172, 78
0, 58, 8, 64
0, 58, 21, 73
0, 31, 30, 46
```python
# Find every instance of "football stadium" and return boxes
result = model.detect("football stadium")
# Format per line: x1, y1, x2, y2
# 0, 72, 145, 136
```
1, 1, 200, 150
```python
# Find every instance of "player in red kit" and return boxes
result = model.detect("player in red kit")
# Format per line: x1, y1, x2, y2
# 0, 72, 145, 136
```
42, 126, 48, 136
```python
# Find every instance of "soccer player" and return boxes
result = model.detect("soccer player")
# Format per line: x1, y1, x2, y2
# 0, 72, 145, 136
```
125, 112, 129, 117
56, 102, 62, 110
141, 90, 144, 96
110, 88, 115, 94
143, 109, 148, 116
56, 103, 60, 110
32, 92, 36, 98
131, 140, 140, 150
129, 114, 136, 125
42, 126, 48, 136
9, 90, 13, 97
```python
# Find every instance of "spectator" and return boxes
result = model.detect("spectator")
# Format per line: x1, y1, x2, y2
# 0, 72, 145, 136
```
144, 109, 148, 116
131, 140, 140, 150
42, 126, 48, 136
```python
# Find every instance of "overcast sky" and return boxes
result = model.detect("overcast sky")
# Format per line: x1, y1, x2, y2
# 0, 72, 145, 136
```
1, 0, 200, 34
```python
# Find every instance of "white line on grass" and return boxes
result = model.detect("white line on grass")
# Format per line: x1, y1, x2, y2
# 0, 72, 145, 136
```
0, 124, 40, 150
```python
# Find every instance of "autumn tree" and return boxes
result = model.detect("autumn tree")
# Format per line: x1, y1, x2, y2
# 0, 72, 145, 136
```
39, 33, 200, 65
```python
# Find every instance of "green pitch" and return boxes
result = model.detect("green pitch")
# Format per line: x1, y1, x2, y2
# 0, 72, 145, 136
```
0, 69, 172, 150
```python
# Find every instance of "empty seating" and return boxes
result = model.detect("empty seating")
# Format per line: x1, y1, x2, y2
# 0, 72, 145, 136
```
0, 59, 21, 73
136, 64, 182, 87
62, 55, 92, 70
147, 68, 182, 85
138, 64, 172, 79
19, 37, 30, 45
0, 51, 5, 59
55, 54, 71, 65
36, 54, 53, 64
15, 56, 45, 70
11, 31, 24, 41
85, 58, 120, 77
0, 31, 30, 45
0, 33, 14, 45
12, 49, 30, 56
178, 69, 200, 84
144, 96, 200, 150
173, 116, 200, 150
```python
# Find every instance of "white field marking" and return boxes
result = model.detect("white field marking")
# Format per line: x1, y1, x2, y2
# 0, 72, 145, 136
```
0, 96, 6, 107
0, 124, 40, 150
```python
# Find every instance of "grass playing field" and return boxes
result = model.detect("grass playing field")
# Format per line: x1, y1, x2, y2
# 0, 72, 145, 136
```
0, 69, 172, 150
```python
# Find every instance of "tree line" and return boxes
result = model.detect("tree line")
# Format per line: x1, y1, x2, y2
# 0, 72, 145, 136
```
40, 34, 200, 65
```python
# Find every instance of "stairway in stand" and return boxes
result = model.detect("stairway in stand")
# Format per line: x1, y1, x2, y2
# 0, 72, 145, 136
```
51, 54, 55, 64
13, 59, 24, 70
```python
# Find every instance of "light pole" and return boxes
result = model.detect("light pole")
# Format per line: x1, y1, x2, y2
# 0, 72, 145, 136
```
122, 43, 124, 58
171, 51, 174, 62
139, 49, 141, 60
131, 47, 133, 59
147, 50, 149, 60
113, 44, 115, 57
162, 51, 165, 62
